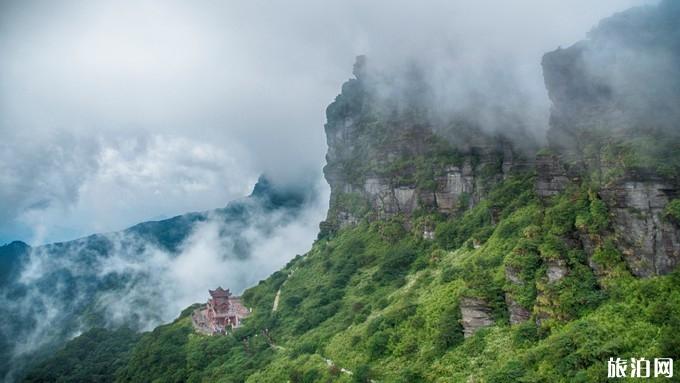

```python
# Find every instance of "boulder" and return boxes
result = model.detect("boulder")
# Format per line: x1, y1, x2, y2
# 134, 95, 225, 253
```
460, 297, 494, 337
546, 259, 568, 283
505, 295, 531, 325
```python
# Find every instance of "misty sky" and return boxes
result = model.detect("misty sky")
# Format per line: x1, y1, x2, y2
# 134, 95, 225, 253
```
0, 0, 656, 245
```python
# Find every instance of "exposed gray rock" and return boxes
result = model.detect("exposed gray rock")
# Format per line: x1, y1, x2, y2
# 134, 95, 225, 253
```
364, 177, 389, 196
363, 177, 396, 217
540, 4, 680, 277
502, 146, 514, 178
542, 2, 680, 164
504, 266, 531, 324
460, 297, 494, 337
321, 56, 533, 231
418, 189, 436, 208
578, 232, 606, 277
337, 211, 360, 229
535, 153, 570, 198
505, 266, 522, 284
394, 187, 417, 213
600, 179, 680, 276
362, 177, 419, 218
435, 164, 474, 213
505, 295, 531, 325
546, 259, 568, 283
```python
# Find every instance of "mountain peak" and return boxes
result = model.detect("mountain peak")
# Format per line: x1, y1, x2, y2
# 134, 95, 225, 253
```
249, 174, 313, 208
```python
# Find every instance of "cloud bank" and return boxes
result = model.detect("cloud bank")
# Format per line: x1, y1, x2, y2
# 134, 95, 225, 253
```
0, 0, 656, 244
1, 178, 328, 380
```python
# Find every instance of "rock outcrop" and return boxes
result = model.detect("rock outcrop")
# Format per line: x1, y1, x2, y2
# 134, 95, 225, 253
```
534, 153, 570, 198
541, 1, 680, 276
542, 1, 680, 164
599, 179, 680, 276
433, 163, 475, 213
545, 259, 568, 283
321, 57, 531, 233
460, 298, 494, 337
504, 266, 532, 325
505, 295, 531, 325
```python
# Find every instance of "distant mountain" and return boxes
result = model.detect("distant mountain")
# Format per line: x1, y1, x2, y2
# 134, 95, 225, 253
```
18, 2, 680, 382
0, 241, 29, 286
30, 2, 680, 382
542, 0, 680, 178
0, 175, 320, 382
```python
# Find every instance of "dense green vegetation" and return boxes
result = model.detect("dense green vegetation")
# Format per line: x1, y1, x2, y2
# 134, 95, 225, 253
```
573, 127, 680, 185
665, 199, 680, 223
23, 328, 141, 383
22, 6, 680, 378
0, 175, 318, 382
27, 171, 680, 382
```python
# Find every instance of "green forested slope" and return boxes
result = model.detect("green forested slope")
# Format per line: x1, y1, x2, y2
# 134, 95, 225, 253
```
23, 2, 680, 382
27, 173, 679, 382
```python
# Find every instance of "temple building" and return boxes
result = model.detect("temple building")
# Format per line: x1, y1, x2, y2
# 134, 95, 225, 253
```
192, 287, 251, 335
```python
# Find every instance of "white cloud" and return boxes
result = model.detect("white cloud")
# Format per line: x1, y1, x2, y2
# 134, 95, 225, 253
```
0, 0, 657, 244
12, 134, 255, 244
1, 176, 328, 378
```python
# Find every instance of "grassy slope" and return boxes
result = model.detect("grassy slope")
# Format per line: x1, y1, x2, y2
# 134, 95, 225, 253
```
39, 172, 676, 383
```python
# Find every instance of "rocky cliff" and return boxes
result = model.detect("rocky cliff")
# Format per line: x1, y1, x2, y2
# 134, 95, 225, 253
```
542, 0, 680, 169
321, 57, 533, 235
541, 0, 680, 277
18, 2, 680, 382
599, 177, 680, 276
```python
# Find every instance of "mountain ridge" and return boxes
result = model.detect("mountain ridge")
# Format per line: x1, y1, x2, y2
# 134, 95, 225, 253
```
19, 1, 680, 382
0, 174, 319, 382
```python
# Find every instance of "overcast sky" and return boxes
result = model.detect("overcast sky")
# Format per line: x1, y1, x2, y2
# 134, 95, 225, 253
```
0, 0, 655, 245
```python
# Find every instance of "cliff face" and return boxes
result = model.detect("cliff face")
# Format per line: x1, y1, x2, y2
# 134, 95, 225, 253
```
22, 3, 680, 381
541, 0, 680, 276
542, 0, 680, 166
599, 178, 680, 276
321, 57, 531, 235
